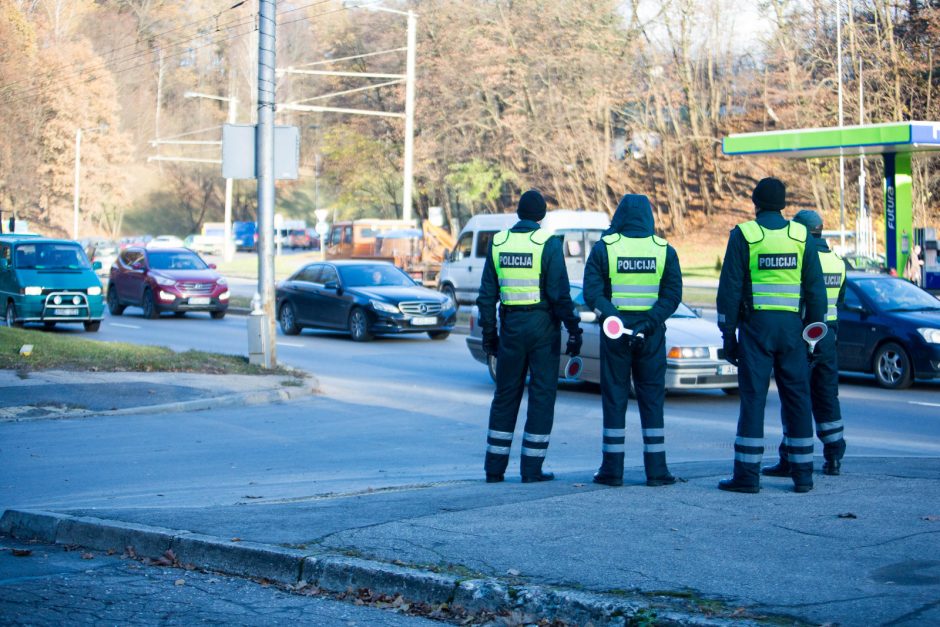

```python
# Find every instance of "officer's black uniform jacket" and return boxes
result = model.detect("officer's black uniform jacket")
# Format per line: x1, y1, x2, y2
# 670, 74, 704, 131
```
582, 194, 682, 326
716, 209, 828, 338
477, 219, 581, 340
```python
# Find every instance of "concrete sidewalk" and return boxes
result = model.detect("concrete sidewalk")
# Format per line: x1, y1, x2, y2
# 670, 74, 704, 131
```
4, 456, 939, 625
0, 369, 317, 421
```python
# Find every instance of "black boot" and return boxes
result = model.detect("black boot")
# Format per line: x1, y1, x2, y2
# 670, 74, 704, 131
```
521, 471, 554, 483
593, 471, 623, 487
646, 474, 678, 487
761, 460, 790, 477
486, 473, 504, 483
718, 478, 759, 494
823, 459, 841, 476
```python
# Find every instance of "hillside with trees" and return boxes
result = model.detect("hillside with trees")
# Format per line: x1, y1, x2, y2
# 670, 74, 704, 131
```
1, 0, 937, 244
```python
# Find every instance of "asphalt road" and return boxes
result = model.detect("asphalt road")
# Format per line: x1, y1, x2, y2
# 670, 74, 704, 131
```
2, 310, 935, 509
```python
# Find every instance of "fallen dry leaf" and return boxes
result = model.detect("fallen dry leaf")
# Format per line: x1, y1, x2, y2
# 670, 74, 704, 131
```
11, 549, 32, 557
506, 568, 520, 576
230, 537, 242, 543
573, 482, 585, 487
837, 512, 858, 519
81, 553, 94, 560
174, 579, 185, 586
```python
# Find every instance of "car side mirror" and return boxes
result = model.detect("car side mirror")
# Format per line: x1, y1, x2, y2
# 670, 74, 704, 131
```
131, 261, 144, 271
578, 310, 597, 324
324, 280, 339, 291
92, 260, 102, 270
844, 303, 868, 315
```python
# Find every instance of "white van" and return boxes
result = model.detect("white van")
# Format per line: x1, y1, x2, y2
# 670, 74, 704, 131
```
439, 209, 610, 305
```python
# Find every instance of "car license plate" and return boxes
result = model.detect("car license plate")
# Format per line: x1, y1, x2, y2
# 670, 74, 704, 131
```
189, 297, 211, 305
411, 316, 437, 326
53, 308, 75, 316
718, 364, 738, 376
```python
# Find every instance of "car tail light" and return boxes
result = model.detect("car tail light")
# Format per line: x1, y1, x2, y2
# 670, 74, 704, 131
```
469, 315, 474, 332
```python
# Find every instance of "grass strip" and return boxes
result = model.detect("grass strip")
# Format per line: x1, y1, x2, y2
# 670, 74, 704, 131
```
0, 327, 299, 376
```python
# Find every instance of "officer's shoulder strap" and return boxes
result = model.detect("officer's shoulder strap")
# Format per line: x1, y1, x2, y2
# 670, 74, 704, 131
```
492, 230, 511, 246
737, 220, 763, 244
652, 235, 668, 247
530, 229, 552, 245
787, 221, 808, 243
602, 233, 620, 245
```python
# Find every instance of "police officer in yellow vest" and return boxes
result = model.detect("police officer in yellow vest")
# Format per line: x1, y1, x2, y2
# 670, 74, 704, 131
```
716, 178, 828, 493
583, 194, 682, 487
478, 190, 583, 483
763, 210, 848, 477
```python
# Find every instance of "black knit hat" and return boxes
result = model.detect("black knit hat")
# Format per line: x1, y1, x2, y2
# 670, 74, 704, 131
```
752, 177, 786, 211
517, 189, 547, 222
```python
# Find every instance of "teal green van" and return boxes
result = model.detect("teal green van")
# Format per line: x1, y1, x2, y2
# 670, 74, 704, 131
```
0, 234, 105, 332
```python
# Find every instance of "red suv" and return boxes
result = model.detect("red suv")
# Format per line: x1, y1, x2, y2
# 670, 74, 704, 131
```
107, 247, 229, 319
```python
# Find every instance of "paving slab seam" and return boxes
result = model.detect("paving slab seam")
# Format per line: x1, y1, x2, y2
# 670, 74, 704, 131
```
0, 386, 316, 423
0, 509, 769, 626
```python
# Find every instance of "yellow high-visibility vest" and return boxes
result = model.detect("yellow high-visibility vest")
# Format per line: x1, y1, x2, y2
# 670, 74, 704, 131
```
738, 220, 807, 313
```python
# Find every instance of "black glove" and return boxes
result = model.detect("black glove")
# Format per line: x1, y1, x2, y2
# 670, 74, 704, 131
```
722, 334, 739, 366
482, 333, 499, 358
565, 328, 583, 357
631, 318, 655, 340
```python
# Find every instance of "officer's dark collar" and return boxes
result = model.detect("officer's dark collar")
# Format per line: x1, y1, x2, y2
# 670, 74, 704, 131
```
512, 219, 541, 231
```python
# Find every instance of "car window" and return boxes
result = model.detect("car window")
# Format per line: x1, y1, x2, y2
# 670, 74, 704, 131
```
453, 232, 473, 261
319, 265, 338, 285
343, 226, 353, 244
854, 277, 940, 312
294, 265, 320, 283
475, 231, 498, 258
0, 244, 10, 268
147, 251, 207, 271
842, 285, 862, 310
123, 250, 145, 267
339, 264, 413, 287
671, 303, 697, 318
15, 243, 90, 270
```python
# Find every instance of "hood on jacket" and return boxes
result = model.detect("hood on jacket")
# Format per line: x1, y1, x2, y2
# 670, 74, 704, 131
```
605, 194, 654, 236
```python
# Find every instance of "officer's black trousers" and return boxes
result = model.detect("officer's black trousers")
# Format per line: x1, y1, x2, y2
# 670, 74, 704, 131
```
734, 312, 814, 486
597, 319, 670, 480
776, 328, 846, 463
484, 309, 560, 478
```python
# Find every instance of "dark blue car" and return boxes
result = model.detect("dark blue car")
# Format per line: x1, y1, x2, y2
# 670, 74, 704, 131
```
838, 272, 940, 388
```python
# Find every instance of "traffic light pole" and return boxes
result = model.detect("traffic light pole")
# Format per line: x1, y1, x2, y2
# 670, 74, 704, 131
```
256, 0, 277, 368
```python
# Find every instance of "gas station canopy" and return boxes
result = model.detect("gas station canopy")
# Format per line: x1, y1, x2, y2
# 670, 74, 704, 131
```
723, 121, 940, 273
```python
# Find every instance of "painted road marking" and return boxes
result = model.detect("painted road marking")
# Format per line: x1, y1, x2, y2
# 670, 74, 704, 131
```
109, 323, 141, 329
277, 342, 305, 348
909, 401, 940, 408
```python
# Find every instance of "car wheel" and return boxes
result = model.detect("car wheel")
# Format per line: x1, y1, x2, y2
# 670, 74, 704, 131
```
722, 387, 739, 395
278, 302, 301, 335
348, 307, 374, 342
173, 311, 186, 318
5, 302, 22, 328
43, 322, 56, 330
210, 310, 226, 320
873, 342, 913, 389
427, 330, 450, 340
83, 320, 101, 332
142, 289, 159, 319
107, 285, 125, 316
441, 284, 457, 307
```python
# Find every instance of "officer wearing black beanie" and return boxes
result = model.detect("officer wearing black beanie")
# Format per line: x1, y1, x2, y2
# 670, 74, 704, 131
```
477, 189, 582, 483
716, 177, 827, 493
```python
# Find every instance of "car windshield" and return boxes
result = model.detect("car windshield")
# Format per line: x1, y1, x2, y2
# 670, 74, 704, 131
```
339, 264, 414, 287
854, 277, 940, 312
15, 243, 90, 270
148, 251, 208, 271
671, 303, 697, 318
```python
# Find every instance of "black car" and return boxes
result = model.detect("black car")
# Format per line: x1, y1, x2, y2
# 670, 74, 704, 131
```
276, 260, 457, 341
838, 272, 940, 388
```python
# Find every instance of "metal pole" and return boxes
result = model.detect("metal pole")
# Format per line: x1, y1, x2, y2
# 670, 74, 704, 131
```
73, 128, 82, 240
837, 0, 846, 251
256, 0, 277, 369
858, 56, 867, 257
224, 80, 238, 262
401, 10, 417, 223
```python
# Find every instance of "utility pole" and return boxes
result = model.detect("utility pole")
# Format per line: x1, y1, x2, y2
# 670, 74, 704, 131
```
836, 0, 846, 251
225, 75, 238, 262
73, 128, 82, 240
256, 0, 277, 368
402, 9, 416, 223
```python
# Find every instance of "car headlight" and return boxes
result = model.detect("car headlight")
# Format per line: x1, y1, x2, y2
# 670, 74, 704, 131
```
217, 277, 228, 286
667, 346, 710, 359
442, 295, 455, 309
917, 328, 940, 344
23, 286, 42, 296
153, 274, 176, 287
87, 286, 102, 296
370, 299, 400, 314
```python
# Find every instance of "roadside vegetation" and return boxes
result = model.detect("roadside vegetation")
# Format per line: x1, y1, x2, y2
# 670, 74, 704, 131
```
0, 327, 300, 377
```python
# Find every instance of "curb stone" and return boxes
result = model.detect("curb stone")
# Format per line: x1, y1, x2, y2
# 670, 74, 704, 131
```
0, 509, 765, 625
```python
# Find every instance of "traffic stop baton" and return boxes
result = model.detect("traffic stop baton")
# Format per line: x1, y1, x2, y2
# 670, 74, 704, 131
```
563, 356, 583, 382
803, 321, 828, 354
602, 315, 644, 341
